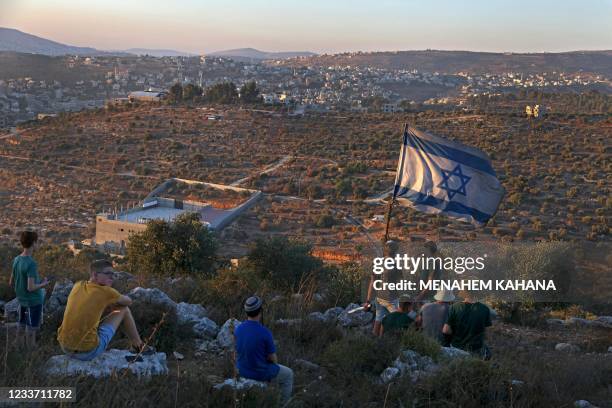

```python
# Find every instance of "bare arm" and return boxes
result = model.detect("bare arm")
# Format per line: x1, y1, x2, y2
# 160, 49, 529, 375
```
115, 295, 133, 306
8, 273, 13, 287
27, 277, 49, 292
267, 353, 278, 364
363, 274, 374, 308
442, 323, 452, 335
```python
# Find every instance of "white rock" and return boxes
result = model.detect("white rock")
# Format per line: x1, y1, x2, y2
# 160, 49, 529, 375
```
555, 343, 580, 353
46, 279, 74, 314
45, 349, 168, 378
128, 287, 177, 310
338, 303, 373, 327
217, 318, 242, 348
176, 302, 208, 325
307, 312, 326, 322
511, 380, 525, 386
173, 351, 184, 360
574, 400, 599, 408
380, 367, 400, 384
3, 298, 19, 322
192, 317, 219, 339
546, 318, 565, 326
594, 316, 612, 328
608, 346, 612, 353
275, 318, 302, 326
213, 377, 267, 391
323, 307, 344, 322
441, 347, 471, 360
195, 339, 222, 354
565, 317, 592, 327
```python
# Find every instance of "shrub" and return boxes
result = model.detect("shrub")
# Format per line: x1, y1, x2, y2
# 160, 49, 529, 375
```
129, 298, 178, 353
126, 213, 217, 278
325, 262, 364, 306
247, 236, 323, 292
321, 334, 400, 380
400, 328, 442, 361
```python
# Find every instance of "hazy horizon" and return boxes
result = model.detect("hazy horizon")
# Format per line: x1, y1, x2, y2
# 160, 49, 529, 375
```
1, 0, 611, 54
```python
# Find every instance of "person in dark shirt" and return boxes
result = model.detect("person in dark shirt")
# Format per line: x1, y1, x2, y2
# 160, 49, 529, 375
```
235, 296, 293, 404
380, 294, 416, 336
443, 290, 492, 359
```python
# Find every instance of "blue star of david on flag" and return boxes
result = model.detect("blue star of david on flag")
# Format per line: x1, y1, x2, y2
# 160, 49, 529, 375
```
392, 127, 504, 226
437, 164, 471, 200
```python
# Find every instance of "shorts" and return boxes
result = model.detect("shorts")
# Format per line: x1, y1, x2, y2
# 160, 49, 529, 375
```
375, 298, 399, 322
64, 324, 116, 361
19, 304, 43, 329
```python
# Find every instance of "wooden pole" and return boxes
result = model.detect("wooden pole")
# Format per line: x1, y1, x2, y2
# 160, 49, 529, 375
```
384, 123, 409, 242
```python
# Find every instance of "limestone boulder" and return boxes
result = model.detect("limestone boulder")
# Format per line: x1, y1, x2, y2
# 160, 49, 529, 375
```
192, 317, 219, 339
46, 279, 74, 315
217, 318, 242, 349
555, 343, 580, 353
128, 287, 177, 310
337, 303, 373, 327
213, 377, 267, 391
3, 298, 20, 322
176, 302, 208, 325
45, 349, 168, 379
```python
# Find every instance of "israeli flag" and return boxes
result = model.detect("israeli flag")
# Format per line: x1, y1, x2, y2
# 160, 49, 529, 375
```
393, 127, 504, 226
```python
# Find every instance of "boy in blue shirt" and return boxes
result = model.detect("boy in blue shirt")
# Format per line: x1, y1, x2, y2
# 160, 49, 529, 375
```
235, 296, 293, 404
9, 231, 50, 349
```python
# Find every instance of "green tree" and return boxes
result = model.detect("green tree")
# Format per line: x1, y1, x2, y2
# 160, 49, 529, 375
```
205, 82, 238, 104
126, 213, 217, 277
239, 81, 261, 103
168, 83, 183, 104
182, 83, 203, 101
247, 236, 323, 292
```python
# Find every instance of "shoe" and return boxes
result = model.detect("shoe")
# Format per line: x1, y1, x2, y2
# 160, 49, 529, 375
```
131, 344, 156, 356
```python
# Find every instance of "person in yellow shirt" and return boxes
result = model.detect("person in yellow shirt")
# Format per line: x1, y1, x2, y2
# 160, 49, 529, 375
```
57, 259, 154, 361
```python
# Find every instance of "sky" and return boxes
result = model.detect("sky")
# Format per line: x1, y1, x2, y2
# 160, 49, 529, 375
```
1, 0, 611, 54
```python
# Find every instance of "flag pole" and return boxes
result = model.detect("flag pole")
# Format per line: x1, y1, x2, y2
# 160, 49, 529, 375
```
384, 123, 409, 242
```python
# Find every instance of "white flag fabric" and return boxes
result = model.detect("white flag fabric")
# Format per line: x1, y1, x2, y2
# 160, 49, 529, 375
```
393, 127, 504, 226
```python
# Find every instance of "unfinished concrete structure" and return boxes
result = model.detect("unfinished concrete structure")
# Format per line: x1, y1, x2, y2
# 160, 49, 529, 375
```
94, 178, 262, 253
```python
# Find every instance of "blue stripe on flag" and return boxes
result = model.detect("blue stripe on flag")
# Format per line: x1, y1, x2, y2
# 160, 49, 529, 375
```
405, 132, 496, 177
395, 187, 492, 224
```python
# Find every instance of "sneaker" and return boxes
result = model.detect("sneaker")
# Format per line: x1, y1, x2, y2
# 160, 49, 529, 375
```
131, 344, 156, 356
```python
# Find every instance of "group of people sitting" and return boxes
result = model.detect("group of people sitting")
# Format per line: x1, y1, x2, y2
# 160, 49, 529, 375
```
365, 240, 493, 359
9, 232, 491, 405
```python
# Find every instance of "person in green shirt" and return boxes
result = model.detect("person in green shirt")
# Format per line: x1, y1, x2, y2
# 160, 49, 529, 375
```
8, 231, 51, 349
443, 289, 492, 360
380, 294, 416, 336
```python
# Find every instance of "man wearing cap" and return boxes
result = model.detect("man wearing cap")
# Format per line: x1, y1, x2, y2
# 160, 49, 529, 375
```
380, 294, 417, 336
57, 259, 154, 361
235, 296, 293, 404
417, 289, 455, 345
364, 240, 403, 337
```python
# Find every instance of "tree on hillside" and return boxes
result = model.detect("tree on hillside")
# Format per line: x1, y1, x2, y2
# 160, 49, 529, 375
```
126, 213, 217, 277
239, 81, 261, 103
205, 82, 238, 104
183, 83, 203, 102
247, 236, 323, 292
168, 82, 183, 104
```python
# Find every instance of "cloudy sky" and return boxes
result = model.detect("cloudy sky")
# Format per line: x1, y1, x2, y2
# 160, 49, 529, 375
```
1, 0, 610, 54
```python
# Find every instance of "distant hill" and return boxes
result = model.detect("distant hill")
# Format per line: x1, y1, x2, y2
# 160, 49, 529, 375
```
273, 50, 612, 76
0, 27, 108, 56
124, 48, 197, 57
209, 47, 316, 62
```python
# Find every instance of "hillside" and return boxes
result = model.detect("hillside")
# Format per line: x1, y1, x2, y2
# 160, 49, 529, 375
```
210, 47, 316, 61
273, 50, 612, 76
0, 27, 102, 56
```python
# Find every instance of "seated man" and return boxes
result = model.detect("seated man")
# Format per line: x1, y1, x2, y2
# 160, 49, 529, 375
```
57, 259, 154, 361
442, 289, 492, 360
417, 289, 455, 346
380, 294, 416, 336
235, 296, 293, 405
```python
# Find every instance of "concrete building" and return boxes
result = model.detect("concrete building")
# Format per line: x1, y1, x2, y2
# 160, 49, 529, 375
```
94, 178, 261, 254
128, 90, 166, 102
